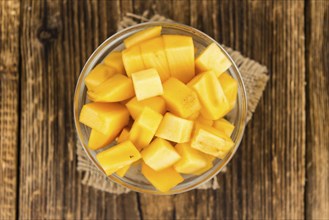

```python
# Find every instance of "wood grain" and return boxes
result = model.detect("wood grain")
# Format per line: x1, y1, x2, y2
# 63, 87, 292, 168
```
18, 0, 139, 219
130, 1, 175, 219
213, 1, 306, 219
0, 0, 328, 219
305, 1, 329, 219
134, 1, 306, 219
0, 1, 20, 219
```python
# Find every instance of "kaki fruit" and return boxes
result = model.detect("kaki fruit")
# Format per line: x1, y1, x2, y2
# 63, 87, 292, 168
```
141, 138, 181, 171
188, 71, 230, 120
195, 42, 232, 77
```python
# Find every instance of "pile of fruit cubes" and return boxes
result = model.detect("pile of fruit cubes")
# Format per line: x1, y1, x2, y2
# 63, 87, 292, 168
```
79, 26, 238, 192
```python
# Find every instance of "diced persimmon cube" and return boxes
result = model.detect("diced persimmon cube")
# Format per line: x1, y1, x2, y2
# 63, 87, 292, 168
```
117, 128, 130, 144
213, 118, 235, 137
140, 37, 171, 82
218, 72, 238, 111
131, 68, 163, 101
124, 26, 162, 48
188, 71, 230, 120
195, 43, 232, 77
96, 140, 141, 175
88, 129, 115, 150
163, 35, 195, 83
142, 138, 181, 171
162, 77, 201, 118
122, 45, 146, 77
103, 51, 125, 74
195, 115, 213, 126
126, 96, 166, 120
155, 113, 194, 143
192, 154, 215, 175
141, 163, 184, 192
129, 107, 163, 150
87, 74, 135, 102
115, 128, 132, 177
79, 102, 129, 136
85, 64, 116, 91
191, 123, 234, 158
174, 143, 208, 174
129, 125, 153, 151
116, 164, 131, 177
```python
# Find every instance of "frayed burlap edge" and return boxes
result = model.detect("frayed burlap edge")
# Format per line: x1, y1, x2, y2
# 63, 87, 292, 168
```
76, 12, 269, 194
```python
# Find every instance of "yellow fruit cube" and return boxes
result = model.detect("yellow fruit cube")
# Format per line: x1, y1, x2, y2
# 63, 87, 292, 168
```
124, 26, 162, 48
103, 51, 125, 74
79, 102, 129, 136
85, 64, 116, 91
162, 77, 201, 118
129, 107, 163, 150
191, 123, 234, 158
126, 96, 166, 120
174, 143, 208, 174
163, 35, 195, 83
195, 43, 232, 77
87, 74, 135, 102
122, 45, 146, 77
192, 154, 215, 175
141, 163, 184, 192
115, 128, 132, 177
156, 113, 194, 143
116, 165, 131, 177
96, 140, 141, 175
140, 37, 171, 82
218, 72, 238, 111
131, 68, 163, 101
195, 115, 213, 126
142, 138, 181, 171
88, 129, 115, 150
188, 71, 230, 120
116, 128, 130, 143
213, 118, 235, 137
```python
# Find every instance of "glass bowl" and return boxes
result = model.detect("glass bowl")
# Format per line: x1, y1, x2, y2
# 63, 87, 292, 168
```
74, 22, 247, 195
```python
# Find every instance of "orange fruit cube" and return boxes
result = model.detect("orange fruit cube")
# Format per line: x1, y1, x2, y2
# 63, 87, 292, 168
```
188, 71, 230, 120
141, 163, 183, 192
124, 26, 162, 48
163, 35, 195, 83
142, 138, 181, 171
162, 77, 201, 118
96, 140, 141, 175
195, 43, 231, 77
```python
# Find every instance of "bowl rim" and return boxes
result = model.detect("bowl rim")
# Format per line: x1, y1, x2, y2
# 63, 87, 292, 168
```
74, 21, 248, 195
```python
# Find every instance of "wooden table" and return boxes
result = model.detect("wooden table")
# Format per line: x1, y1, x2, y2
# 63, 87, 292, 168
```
1, 0, 328, 219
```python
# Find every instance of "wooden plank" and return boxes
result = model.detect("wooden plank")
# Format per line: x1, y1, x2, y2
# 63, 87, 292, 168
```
120, 1, 306, 219
15, 0, 312, 219
0, 1, 20, 219
18, 0, 139, 219
305, 1, 329, 219
212, 1, 306, 219
175, 1, 218, 220
129, 1, 176, 219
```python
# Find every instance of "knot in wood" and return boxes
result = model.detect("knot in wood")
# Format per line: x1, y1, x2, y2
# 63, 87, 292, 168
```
37, 26, 58, 44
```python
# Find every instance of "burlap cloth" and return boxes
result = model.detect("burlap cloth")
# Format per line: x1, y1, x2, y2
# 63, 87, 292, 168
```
76, 13, 269, 194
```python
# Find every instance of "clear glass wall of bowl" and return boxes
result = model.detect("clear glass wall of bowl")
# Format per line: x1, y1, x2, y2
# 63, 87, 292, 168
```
74, 22, 247, 194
